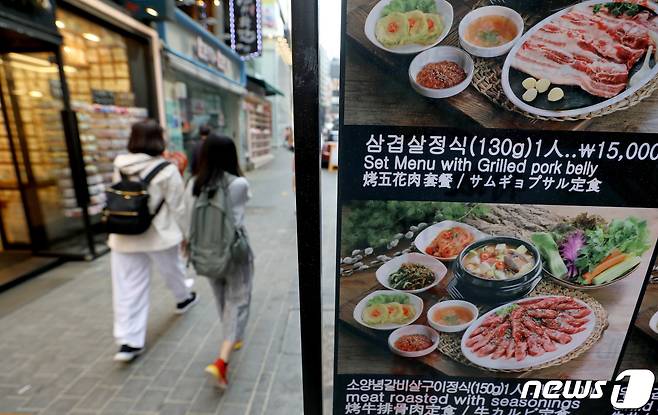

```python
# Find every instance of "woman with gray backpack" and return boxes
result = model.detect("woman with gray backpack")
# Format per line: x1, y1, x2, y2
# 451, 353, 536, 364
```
107, 120, 198, 363
183, 133, 253, 389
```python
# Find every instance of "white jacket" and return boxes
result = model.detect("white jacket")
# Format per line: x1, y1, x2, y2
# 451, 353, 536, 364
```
107, 153, 187, 253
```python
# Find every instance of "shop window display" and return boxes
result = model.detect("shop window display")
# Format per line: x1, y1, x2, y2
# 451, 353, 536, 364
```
55, 10, 149, 218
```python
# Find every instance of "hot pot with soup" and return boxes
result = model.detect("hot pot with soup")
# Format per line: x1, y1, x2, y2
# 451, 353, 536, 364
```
451, 237, 543, 304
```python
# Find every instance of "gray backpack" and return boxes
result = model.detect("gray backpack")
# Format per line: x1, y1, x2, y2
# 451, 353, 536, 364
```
189, 174, 250, 278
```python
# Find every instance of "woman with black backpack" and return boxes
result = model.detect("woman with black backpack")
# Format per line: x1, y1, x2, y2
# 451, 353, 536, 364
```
108, 120, 198, 363
183, 133, 254, 389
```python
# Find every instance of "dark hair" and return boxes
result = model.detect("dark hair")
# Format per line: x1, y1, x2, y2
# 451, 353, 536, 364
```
193, 133, 243, 197
199, 125, 211, 137
127, 119, 165, 156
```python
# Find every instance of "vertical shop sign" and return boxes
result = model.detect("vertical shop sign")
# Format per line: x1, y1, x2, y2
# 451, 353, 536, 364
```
334, 0, 658, 414
229, 0, 262, 59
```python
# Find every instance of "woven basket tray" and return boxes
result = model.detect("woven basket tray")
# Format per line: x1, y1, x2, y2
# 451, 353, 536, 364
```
471, 1, 658, 122
437, 280, 609, 374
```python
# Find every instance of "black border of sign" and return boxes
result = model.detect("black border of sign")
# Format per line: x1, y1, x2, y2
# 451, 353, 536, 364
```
291, 0, 324, 414
332, 0, 349, 413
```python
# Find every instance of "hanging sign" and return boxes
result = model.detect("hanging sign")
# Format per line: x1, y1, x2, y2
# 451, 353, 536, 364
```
334, 0, 658, 414
229, 0, 262, 60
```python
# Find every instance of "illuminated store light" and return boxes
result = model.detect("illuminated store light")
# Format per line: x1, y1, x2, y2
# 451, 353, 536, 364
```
82, 33, 101, 42
214, 0, 220, 5
8, 53, 51, 67
29, 91, 43, 98
146, 7, 159, 16
55, 20, 65, 29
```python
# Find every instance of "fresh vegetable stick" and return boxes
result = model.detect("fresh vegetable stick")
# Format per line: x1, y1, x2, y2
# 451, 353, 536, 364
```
584, 253, 627, 284
593, 256, 642, 285
602, 249, 623, 263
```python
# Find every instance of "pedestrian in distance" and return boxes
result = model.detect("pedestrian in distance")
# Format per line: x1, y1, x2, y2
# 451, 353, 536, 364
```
183, 133, 254, 389
190, 124, 212, 175
107, 119, 198, 363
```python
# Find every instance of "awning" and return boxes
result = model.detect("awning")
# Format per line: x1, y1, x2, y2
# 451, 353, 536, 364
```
247, 75, 284, 96
0, 11, 62, 51
165, 48, 247, 96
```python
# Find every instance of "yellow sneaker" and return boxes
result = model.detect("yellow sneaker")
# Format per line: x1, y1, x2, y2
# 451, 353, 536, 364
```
205, 359, 228, 389
233, 341, 243, 351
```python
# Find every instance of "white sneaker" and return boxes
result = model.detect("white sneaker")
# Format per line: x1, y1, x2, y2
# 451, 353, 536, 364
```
113, 345, 144, 362
175, 292, 199, 314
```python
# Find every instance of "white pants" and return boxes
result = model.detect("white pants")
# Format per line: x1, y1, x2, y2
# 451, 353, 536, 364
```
111, 246, 190, 348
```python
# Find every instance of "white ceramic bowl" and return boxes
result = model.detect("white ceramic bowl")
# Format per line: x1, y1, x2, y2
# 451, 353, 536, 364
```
408, 46, 474, 99
388, 325, 440, 358
364, 0, 454, 55
414, 220, 488, 261
427, 300, 478, 333
376, 253, 447, 293
650, 311, 658, 335
458, 6, 524, 58
353, 290, 424, 331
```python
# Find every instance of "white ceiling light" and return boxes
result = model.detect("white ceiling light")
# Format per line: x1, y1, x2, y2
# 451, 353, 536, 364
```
55, 20, 65, 29
82, 33, 101, 42
146, 7, 159, 16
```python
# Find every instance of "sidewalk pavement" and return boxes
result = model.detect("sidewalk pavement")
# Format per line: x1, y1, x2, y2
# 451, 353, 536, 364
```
0, 149, 320, 415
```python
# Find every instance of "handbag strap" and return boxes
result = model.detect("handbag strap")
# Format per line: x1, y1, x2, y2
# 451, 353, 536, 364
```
143, 161, 171, 184
144, 161, 170, 217
220, 173, 241, 230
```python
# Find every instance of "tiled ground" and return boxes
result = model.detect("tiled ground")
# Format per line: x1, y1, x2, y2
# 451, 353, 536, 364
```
0, 149, 336, 415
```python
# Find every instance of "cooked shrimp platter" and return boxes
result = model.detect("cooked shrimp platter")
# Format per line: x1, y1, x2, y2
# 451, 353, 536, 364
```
461, 296, 596, 370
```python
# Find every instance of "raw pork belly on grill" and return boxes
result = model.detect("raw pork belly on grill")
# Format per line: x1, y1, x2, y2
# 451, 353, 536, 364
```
511, 3, 658, 98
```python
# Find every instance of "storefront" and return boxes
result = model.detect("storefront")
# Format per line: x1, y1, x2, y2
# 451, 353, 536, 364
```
245, 75, 283, 168
157, 10, 247, 166
0, 0, 162, 286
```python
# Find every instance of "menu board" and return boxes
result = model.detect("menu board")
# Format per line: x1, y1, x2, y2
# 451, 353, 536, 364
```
334, 0, 658, 413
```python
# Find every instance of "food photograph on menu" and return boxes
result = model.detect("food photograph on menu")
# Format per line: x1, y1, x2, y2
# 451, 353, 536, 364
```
335, 202, 658, 379
344, 0, 658, 131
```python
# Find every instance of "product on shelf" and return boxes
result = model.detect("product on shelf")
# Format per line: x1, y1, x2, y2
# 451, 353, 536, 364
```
67, 102, 147, 218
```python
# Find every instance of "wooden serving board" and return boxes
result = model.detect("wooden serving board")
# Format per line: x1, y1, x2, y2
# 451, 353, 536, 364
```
633, 284, 658, 342
344, 0, 593, 131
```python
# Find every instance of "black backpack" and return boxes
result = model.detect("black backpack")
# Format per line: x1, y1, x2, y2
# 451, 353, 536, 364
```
103, 161, 170, 235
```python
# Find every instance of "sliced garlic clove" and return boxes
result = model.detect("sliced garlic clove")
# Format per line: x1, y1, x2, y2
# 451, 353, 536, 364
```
522, 88, 538, 102
522, 77, 537, 90
547, 87, 564, 102
536, 78, 551, 93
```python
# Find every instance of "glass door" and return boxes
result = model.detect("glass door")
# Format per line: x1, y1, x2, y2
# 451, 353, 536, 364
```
0, 52, 84, 251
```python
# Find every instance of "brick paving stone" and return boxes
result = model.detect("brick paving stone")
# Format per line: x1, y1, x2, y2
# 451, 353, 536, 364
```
22, 385, 66, 411
63, 377, 100, 398
166, 378, 205, 403
74, 386, 117, 411
246, 392, 267, 415
132, 358, 167, 378
216, 403, 248, 415
221, 380, 256, 406
151, 368, 181, 389
115, 377, 151, 400
132, 388, 169, 412
159, 402, 190, 415
0, 396, 28, 412
42, 397, 80, 415
99, 398, 134, 415
188, 385, 222, 414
